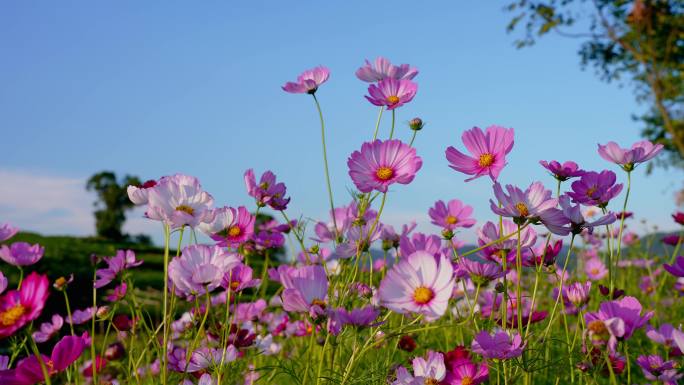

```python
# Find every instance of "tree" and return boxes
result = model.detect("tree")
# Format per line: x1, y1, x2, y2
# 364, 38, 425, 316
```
505, 0, 684, 170
86, 171, 141, 241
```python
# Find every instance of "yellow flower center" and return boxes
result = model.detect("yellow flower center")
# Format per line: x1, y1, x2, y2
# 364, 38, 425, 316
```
478, 153, 494, 167
230, 281, 240, 291
55, 277, 67, 287
387, 95, 400, 104
175, 205, 195, 215
461, 377, 474, 385
227, 225, 242, 237
424, 379, 440, 385
515, 202, 529, 217
588, 320, 608, 335
376, 167, 394, 181
586, 186, 598, 197
590, 268, 600, 275
445, 215, 458, 225
413, 286, 435, 305
311, 298, 327, 308
0, 304, 26, 326
259, 181, 270, 190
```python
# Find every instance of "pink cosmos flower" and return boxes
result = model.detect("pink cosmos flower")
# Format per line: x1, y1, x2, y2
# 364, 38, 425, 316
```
335, 306, 380, 328
567, 170, 623, 208
443, 357, 489, 385
94, 250, 142, 288
664, 255, 684, 277
445, 125, 514, 182
313, 205, 354, 243
0, 272, 49, 339
280, 265, 329, 318
598, 140, 664, 171
355, 57, 418, 82
67, 307, 95, 325
541, 195, 616, 236
471, 329, 525, 360
539, 160, 585, 181
146, 174, 214, 228
168, 244, 240, 298
673, 211, 684, 225
105, 283, 127, 302
365, 78, 418, 110
244, 169, 290, 210
565, 281, 592, 307
282, 66, 330, 94
428, 199, 476, 230
584, 296, 653, 352
458, 259, 505, 285
221, 263, 261, 292
477, 220, 537, 265
0, 242, 44, 266
32, 314, 64, 343
0, 272, 6, 295
126, 179, 158, 205
0, 224, 18, 242
525, 239, 562, 267
378, 251, 454, 321
635, 355, 681, 384
585, 258, 608, 281
490, 182, 557, 223
200, 206, 255, 247
646, 323, 680, 347
399, 232, 443, 259
347, 139, 422, 193
393, 351, 446, 385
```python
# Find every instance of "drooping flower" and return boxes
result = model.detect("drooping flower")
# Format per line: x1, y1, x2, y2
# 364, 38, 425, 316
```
584, 296, 653, 352
428, 199, 476, 230
94, 250, 143, 288
279, 265, 329, 318
585, 258, 608, 281
567, 170, 623, 208
539, 160, 585, 181
200, 206, 255, 247
0, 224, 18, 242
445, 125, 514, 182
490, 182, 557, 224
355, 57, 418, 82
244, 169, 290, 210
635, 355, 681, 384
126, 179, 158, 205
525, 239, 562, 267
282, 66, 330, 94
471, 330, 525, 360
378, 251, 454, 321
664, 255, 684, 277
365, 78, 418, 110
32, 314, 63, 343
146, 174, 214, 228
221, 263, 261, 292
0, 242, 44, 266
347, 139, 422, 193
168, 245, 240, 298
597, 140, 664, 171
541, 195, 616, 236
0, 272, 49, 339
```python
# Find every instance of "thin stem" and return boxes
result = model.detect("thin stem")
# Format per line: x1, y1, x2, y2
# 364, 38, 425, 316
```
160, 224, 171, 385
312, 94, 339, 241
28, 332, 52, 385
408, 130, 418, 147
614, 171, 631, 290
63, 290, 75, 336
388, 109, 396, 139
372, 106, 384, 140
91, 271, 98, 384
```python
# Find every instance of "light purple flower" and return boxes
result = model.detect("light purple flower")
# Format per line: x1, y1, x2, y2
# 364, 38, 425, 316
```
541, 195, 616, 236
446, 125, 514, 182
335, 306, 380, 328
539, 160, 585, 181
0, 271, 6, 295
146, 174, 215, 228
567, 170, 623, 208
106, 282, 127, 302
200, 206, 255, 247
399, 232, 443, 259
585, 258, 608, 281
477, 220, 536, 265
347, 139, 422, 193
636, 355, 681, 384
458, 259, 505, 285
598, 140, 664, 171
584, 296, 654, 352
428, 199, 476, 230
68, 307, 96, 325
490, 182, 557, 223
32, 314, 64, 343
168, 244, 240, 298
365, 78, 418, 110
646, 323, 680, 347
0, 224, 18, 242
222, 263, 261, 292
355, 57, 418, 82
94, 250, 142, 288
282, 66, 330, 94
0, 242, 44, 266
244, 169, 290, 210
280, 265, 329, 318
471, 329, 525, 360
664, 255, 684, 277
565, 281, 591, 307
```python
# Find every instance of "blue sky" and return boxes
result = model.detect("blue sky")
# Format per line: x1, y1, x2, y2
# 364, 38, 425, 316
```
0, 1, 680, 245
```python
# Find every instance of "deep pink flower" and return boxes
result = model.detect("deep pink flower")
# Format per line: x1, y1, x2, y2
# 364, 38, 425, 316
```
0, 224, 18, 242
280, 265, 329, 318
94, 250, 142, 288
664, 256, 684, 277
200, 206, 255, 247
0, 242, 44, 267
0, 335, 86, 385
445, 125, 514, 182
347, 139, 422, 193
282, 66, 330, 94
525, 239, 562, 267
355, 57, 418, 82
539, 160, 585, 181
490, 182, 557, 223
105, 283, 127, 302
428, 199, 476, 230
598, 140, 664, 171
663, 234, 684, 246
365, 78, 418, 110
471, 330, 524, 360
584, 296, 653, 352
443, 358, 489, 385
673, 211, 684, 226
221, 263, 261, 292
567, 170, 623, 207
126, 179, 158, 205
244, 169, 290, 210
146, 174, 214, 228
636, 355, 681, 384
0, 272, 49, 339
378, 251, 454, 321
168, 245, 240, 299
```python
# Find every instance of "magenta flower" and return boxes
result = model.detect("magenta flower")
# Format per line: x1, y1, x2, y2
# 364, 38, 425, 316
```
335, 306, 380, 328
94, 250, 142, 288
347, 139, 422, 193
244, 169, 290, 210
280, 265, 329, 318
1, 335, 86, 385
105, 283, 127, 302
565, 281, 592, 307
636, 355, 681, 384
365, 78, 418, 110
445, 125, 514, 182
598, 140, 664, 171
221, 263, 261, 292
471, 330, 525, 360
541, 195, 616, 236
584, 296, 653, 352
490, 182, 557, 223
200, 206, 255, 247
282, 66, 330, 94
254, 230, 286, 250
428, 199, 476, 230
32, 314, 63, 343
567, 170, 623, 208
126, 179, 158, 205
146, 174, 215, 228
477, 220, 536, 265
663, 234, 684, 246
0, 272, 6, 295
664, 256, 684, 277
399, 232, 443, 259
585, 258, 608, 281
0, 242, 44, 267
313, 205, 354, 243
168, 244, 240, 299
443, 358, 489, 385
355, 57, 418, 82
0, 224, 18, 242
646, 323, 679, 347
378, 251, 454, 321
458, 259, 505, 285
539, 160, 585, 181
526, 239, 562, 267
0, 272, 49, 339
673, 211, 684, 225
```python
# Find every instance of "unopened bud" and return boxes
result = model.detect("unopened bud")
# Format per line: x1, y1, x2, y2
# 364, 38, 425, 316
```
408, 117, 424, 131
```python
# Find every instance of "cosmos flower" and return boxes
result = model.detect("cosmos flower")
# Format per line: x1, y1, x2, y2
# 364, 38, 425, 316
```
365, 78, 418, 110
282, 66, 330, 94
0, 224, 18, 242
525, 239, 562, 267
347, 139, 422, 193
355, 57, 418, 82
0, 272, 49, 339
584, 296, 653, 352
428, 199, 476, 230
200, 206, 255, 247
378, 251, 454, 321
126, 179, 158, 205
443, 357, 489, 385
0, 242, 44, 267
458, 259, 505, 286
445, 125, 514, 182
280, 265, 329, 318
0, 335, 86, 385
585, 258, 608, 281
490, 182, 557, 223
477, 220, 536, 265
393, 351, 446, 385
635, 355, 681, 384
399, 232, 443, 259
244, 169, 290, 210
565, 281, 591, 307
0, 272, 6, 295
105, 283, 127, 302
334, 306, 380, 328
541, 195, 616, 236
168, 245, 240, 298
67, 307, 96, 325
673, 211, 684, 226
567, 170, 623, 208
221, 263, 261, 292
471, 330, 524, 360
313, 205, 354, 243
146, 174, 215, 228
646, 323, 680, 348
539, 160, 585, 181
597, 140, 663, 171
664, 256, 684, 277
94, 250, 143, 288
32, 314, 63, 343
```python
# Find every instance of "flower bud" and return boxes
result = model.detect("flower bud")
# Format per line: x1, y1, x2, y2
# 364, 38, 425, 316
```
408, 117, 424, 131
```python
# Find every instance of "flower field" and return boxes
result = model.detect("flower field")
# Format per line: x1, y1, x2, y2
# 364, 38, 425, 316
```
0, 57, 682, 385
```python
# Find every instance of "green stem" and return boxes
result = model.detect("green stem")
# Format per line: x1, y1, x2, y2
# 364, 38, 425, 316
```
408, 130, 418, 147
541, 234, 576, 341
372, 106, 384, 140
91, 271, 98, 384
63, 290, 75, 336
28, 332, 52, 385
613, 171, 631, 291
388, 109, 396, 139
160, 224, 171, 385
312, 94, 339, 241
